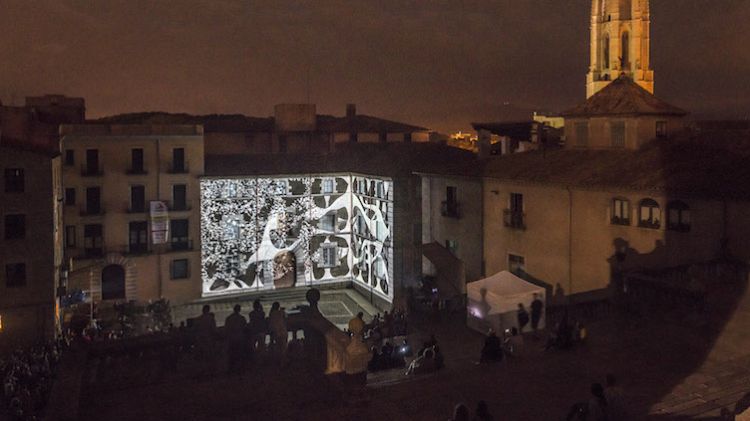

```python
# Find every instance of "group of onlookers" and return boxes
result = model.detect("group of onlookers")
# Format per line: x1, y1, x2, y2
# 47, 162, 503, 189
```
1, 340, 63, 421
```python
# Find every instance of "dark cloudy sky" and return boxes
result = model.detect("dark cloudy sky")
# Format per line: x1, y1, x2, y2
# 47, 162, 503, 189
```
1, 0, 748, 133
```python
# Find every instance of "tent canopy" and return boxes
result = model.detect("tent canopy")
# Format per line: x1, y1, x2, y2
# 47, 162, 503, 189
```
467, 270, 544, 316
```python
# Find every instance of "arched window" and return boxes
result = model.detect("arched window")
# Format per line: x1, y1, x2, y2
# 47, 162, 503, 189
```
101, 264, 126, 300
603, 34, 610, 69
611, 198, 630, 225
638, 199, 661, 229
621, 32, 630, 69
667, 201, 691, 232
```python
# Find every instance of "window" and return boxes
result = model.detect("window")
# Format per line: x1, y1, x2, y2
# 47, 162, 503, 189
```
85, 149, 99, 175
319, 213, 336, 232
575, 122, 589, 147
4, 214, 25, 239
611, 122, 625, 148
638, 199, 661, 229
611, 198, 630, 225
223, 215, 240, 240
275, 180, 288, 195
172, 148, 185, 173
322, 178, 334, 194
64, 150, 75, 166
65, 225, 76, 248
65, 188, 76, 206
321, 245, 338, 268
172, 184, 187, 210
4, 169, 24, 193
130, 185, 145, 212
621, 32, 630, 68
603, 34, 610, 69
130, 148, 144, 173
442, 186, 459, 218
5, 263, 26, 288
667, 201, 691, 232
508, 254, 525, 277
84, 224, 103, 257
85, 187, 101, 214
170, 219, 189, 250
445, 240, 458, 255
128, 221, 148, 253
171, 259, 189, 279
504, 193, 525, 229
656, 121, 668, 138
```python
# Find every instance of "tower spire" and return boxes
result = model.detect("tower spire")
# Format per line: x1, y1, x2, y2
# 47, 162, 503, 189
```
586, 0, 654, 98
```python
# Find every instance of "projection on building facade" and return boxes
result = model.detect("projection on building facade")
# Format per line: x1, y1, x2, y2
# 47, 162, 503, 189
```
200, 174, 394, 302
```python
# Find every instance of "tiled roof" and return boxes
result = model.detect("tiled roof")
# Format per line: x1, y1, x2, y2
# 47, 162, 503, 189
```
563, 76, 687, 117
204, 143, 481, 179
482, 131, 750, 199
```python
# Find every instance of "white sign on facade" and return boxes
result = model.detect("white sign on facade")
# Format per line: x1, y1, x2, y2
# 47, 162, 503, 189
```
150, 201, 170, 244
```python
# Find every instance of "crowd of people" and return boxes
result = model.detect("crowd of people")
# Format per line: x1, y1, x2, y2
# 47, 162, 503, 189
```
1, 341, 64, 421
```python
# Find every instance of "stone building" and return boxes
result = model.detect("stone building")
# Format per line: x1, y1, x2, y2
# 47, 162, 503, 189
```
0, 95, 84, 345
587, 0, 654, 98
60, 124, 204, 305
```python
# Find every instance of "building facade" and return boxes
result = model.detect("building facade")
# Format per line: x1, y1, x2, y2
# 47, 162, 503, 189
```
60, 124, 204, 305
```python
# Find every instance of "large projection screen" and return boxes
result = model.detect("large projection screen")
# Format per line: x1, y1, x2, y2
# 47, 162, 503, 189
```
200, 173, 394, 302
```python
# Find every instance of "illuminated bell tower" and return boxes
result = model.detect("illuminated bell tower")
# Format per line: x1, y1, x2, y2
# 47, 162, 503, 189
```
586, 0, 654, 98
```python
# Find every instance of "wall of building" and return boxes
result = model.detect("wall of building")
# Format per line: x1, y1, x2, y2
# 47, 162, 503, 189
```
421, 175, 483, 284
483, 178, 733, 297
565, 116, 685, 150
60, 125, 204, 305
0, 146, 59, 344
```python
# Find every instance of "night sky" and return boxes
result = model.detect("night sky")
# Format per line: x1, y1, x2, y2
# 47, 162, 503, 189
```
1, 0, 748, 133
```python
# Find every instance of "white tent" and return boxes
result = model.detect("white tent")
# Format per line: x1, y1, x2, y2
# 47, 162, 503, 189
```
466, 271, 546, 335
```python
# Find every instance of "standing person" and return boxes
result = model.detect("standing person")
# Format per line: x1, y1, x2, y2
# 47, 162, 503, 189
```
450, 403, 470, 421
517, 303, 530, 333
194, 304, 218, 377
268, 302, 288, 362
224, 304, 247, 375
248, 300, 267, 352
604, 374, 627, 421
530, 293, 544, 334
587, 383, 608, 421
473, 400, 494, 421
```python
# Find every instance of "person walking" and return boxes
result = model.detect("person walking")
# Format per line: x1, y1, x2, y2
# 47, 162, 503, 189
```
224, 304, 247, 375
517, 303, 530, 333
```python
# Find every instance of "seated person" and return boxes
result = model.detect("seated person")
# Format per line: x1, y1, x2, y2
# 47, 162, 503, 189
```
406, 346, 438, 375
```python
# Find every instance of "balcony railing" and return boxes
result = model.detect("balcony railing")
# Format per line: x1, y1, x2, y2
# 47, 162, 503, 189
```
126, 243, 151, 255
441, 201, 461, 219
80, 206, 104, 217
126, 202, 147, 213
611, 216, 631, 226
638, 219, 661, 230
503, 209, 526, 230
169, 239, 193, 252
81, 165, 103, 177
168, 200, 192, 212
167, 164, 189, 174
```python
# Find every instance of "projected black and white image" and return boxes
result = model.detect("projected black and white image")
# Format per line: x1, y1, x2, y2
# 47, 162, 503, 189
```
200, 174, 393, 302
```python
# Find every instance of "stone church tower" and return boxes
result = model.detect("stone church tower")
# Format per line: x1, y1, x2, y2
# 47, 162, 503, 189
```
586, 0, 654, 98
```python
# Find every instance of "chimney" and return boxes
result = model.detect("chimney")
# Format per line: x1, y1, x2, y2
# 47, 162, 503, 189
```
346, 104, 356, 120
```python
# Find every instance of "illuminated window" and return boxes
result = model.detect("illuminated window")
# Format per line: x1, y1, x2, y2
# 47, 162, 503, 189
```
638, 199, 661, 229
5, 263, 26, 288
319, 213, 336, 232
667, 201, 690, 232
225, 182, 237, 198
321, 245, 338, 268
4, 168, 24, 193
4, 214, 26, 239
171, 259, 189, 279
611, 198, 630, 225
322, 178, 334, 194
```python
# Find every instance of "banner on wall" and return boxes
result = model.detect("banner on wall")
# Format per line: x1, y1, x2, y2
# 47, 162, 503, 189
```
150, 201, 170, 244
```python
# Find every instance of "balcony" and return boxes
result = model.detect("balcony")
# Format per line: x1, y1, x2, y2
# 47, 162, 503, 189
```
126, 167, 148, 175
169, 239, 193, 252
126, 203, 148, 214
611, 216, 631, 226
638, 219, 661, 230
81, 165, 103, 177
503, 209, 526, 230
441, 201, 461, 219
167, 164, 189, 174
126, 243, 151, 255
80, 206, 104, 217
168, 200, 192, 212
